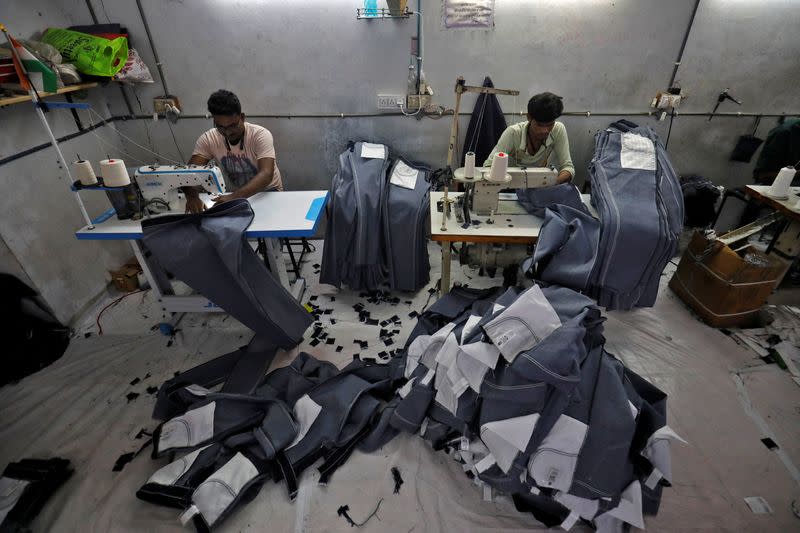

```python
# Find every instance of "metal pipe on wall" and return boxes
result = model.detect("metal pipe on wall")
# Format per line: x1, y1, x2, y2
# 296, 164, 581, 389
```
135, 0, 171, 97
2, 111, 797, 168
84, 0, 135, 116
669, 0, 702, 88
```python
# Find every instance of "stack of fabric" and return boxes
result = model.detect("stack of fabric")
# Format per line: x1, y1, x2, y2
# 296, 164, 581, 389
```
531, 121, 683, 310
321, 142, 431, 292
381, 284, 683, 532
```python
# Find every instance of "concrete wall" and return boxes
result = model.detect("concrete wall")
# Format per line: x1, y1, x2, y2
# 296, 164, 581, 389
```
1, 0, 130, 323
2, 0, 798, 321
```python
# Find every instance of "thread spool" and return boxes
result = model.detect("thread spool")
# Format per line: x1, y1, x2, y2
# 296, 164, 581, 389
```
74, 159, 97, 185
489, 152, 509, 182
767, 166, 796, 199
100, 159, 130, 187
464, 152, 476, 179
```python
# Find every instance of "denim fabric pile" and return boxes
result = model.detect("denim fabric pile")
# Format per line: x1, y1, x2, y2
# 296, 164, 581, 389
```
529, 121, 684, 310
385, 284, 683, 532
321, 141, 431, 292
137, 198, 680, 532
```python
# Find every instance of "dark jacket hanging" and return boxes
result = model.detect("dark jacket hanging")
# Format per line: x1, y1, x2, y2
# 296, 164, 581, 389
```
461, 77, 508, 167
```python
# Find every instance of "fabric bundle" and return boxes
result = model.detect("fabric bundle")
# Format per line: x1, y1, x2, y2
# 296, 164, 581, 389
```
529, 120, 684, 310
379, 284, 683, 532
140, 352, 405, 531
321, 142, 431, 292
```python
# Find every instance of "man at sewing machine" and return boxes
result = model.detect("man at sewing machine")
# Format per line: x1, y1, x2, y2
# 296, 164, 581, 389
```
483, 92, 574, 184
184, 89, 283, 213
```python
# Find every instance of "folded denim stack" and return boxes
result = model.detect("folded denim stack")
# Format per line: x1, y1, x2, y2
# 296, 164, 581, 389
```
382, 284, 684, 532
321, 142, 431, 292
529, 121, 683, 310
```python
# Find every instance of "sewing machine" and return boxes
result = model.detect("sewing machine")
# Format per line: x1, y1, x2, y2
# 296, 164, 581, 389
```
134, 165, 226, 214
453, 166, 558, 215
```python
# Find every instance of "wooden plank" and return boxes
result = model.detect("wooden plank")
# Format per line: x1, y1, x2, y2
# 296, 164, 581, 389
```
0, 82, 98, 107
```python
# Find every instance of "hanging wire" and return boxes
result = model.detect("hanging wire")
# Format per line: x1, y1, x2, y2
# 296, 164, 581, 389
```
87, 108, 182, 163
132, 87, 156, 153
167, 121, 186, 161
82, 110, 155, 166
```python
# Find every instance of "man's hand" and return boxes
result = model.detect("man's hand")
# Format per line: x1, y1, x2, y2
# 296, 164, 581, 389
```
184, 191, 207, 214
556, 170, 573, 184
212, 193, 239, 205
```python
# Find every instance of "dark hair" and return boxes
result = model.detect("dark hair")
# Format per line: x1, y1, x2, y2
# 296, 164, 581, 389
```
527, 92, 563, 123
207, 90, 241, 116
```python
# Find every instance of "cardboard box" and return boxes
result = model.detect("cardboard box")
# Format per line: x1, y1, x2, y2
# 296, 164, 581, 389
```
669, 231, 786, 327
109, 258, 141, 292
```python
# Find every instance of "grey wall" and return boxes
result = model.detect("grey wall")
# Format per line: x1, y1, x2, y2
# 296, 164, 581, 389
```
100, 0, 799, 190
1, 0, 131, 323
2, 0, 799, 321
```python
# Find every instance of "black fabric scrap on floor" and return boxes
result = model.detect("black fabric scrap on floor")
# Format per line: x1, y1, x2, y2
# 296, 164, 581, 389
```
126, 392, 139, 403
337, 499, 383, 528
391, 467, 403, 493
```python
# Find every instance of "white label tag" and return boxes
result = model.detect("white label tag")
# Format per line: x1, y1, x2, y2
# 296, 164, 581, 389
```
475, 453, 496, 473
645, 467, 663, 489
390, 160, 419, 189
560, 510, 580, 530
361, 142, 386, 159
179, 505, 200, 525
483, 485, 492, 502
743, 496, 773, 514
419, 417, 429, 436
620, 132, 656, 170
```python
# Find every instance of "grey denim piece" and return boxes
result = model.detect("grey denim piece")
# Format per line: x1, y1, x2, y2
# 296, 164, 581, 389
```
384, 158, 431, 292
532, 205, 601, 291
516, 183, 589, 218
320, 142, 390, 290
141, 199, 312, 348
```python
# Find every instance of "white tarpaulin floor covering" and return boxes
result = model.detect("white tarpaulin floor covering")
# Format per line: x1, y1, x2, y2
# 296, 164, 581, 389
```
1, 241, 799, 532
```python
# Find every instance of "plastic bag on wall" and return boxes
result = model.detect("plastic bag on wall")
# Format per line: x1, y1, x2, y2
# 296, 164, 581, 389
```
113, 48, 154, 84
42, 28, 128, 77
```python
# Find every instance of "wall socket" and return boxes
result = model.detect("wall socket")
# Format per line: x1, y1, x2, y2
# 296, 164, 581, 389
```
377, 94, 405, 110
153, 96, 181, 114
406, 94, 431, 110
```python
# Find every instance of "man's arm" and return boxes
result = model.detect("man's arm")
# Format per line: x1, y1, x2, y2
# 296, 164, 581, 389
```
552, 124, 574, 184
183, 154, 211, 213
212, 158, 275, 205
483, 126, 517, 167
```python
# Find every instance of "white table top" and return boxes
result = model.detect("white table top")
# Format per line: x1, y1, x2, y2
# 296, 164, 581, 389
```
745, 185, 800, 216
430, 191, 594, 241
75, 190, 328, 240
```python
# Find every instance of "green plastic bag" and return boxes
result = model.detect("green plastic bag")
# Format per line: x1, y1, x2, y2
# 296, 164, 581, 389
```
41, 28, 128, 77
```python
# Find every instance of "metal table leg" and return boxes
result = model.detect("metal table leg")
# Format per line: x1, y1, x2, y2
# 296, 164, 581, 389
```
265, 237, 305, 300
440, 241, 451, 294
